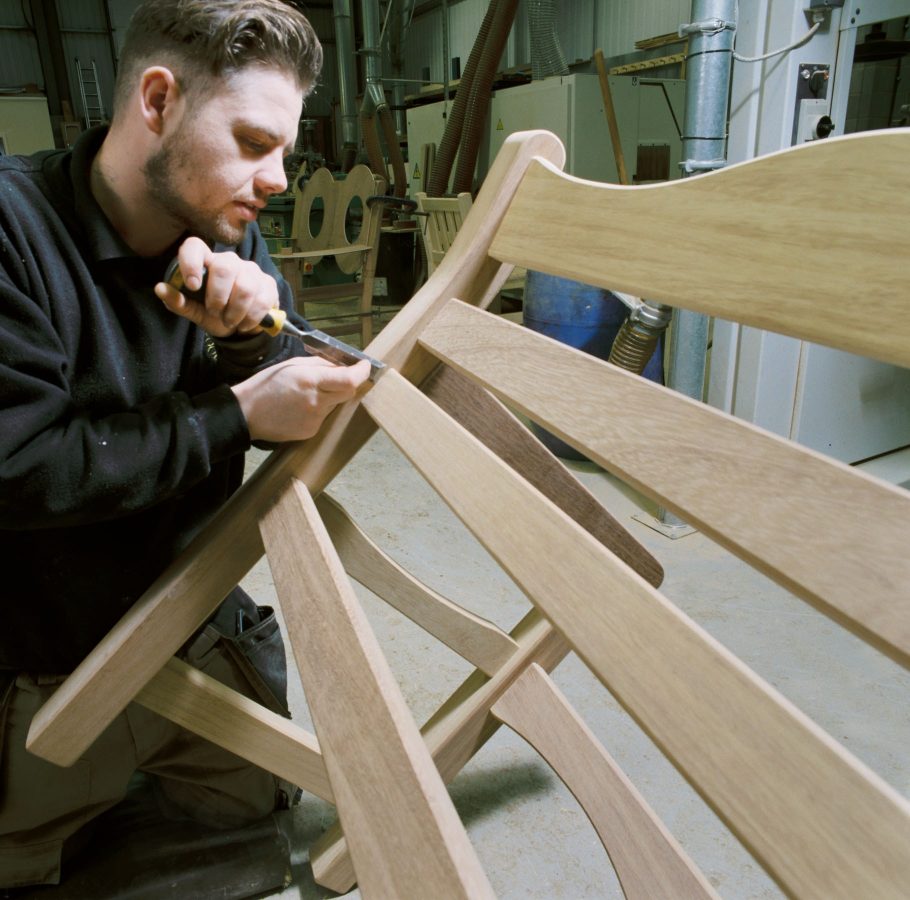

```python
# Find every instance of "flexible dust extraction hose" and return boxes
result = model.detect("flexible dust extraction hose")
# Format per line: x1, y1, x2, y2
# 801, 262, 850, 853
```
425, 0, 500, 197
528, 0, 569, 80
451, 0, 519, 194
608, 300, 673, 374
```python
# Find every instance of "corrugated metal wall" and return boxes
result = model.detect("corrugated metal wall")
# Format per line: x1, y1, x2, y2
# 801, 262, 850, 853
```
57, 0, 116, 123
1, 1, 693, 152
0, 2, 45, 90
404, 0, 692, 84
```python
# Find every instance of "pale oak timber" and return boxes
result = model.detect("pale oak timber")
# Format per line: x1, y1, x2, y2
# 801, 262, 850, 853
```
310, 607, 570, 893
424, 365, 663, 587
361, 370, 910, 900
593, 50, 629, 186
275, 166, 385, 344
136, 658, 333, 803
316, 492, 518, 675
492, 664, 718, 900
419, 301, 910, 668
26, 130, 568, 767
260, 478, 494, 899
289, 165, 334, 262
414, 191, 473, 275
490, 130, 910, 368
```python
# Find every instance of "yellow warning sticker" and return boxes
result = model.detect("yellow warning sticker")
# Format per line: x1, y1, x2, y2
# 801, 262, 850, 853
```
412, 164, 422, 180
496, 119, 504, 130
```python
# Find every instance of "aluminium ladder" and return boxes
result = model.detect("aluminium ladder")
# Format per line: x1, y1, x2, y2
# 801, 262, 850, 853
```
74, 58, 106, 129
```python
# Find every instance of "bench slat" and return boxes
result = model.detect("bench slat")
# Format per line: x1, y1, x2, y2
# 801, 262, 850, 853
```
363, 369, 910, 900
420, 300, 910, 668
491, 130, 910, 368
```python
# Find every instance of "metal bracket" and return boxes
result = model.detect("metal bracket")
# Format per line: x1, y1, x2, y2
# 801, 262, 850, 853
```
679, 18, 736, 38
680, 157, 728, 174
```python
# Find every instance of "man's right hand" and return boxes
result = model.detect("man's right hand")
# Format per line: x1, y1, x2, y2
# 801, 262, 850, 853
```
231, 357, 371, 443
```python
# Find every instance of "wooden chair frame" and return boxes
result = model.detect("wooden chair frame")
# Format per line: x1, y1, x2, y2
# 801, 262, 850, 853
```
272, 164, 386, 345
415, 190, 474, 277
26, 128, 910, 898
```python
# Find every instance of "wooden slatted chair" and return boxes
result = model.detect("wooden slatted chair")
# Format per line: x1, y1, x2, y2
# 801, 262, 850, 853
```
272, 164, 385, 345
414, 191, 473, 276
26, 127, 910, 899
416, 189, 525, 297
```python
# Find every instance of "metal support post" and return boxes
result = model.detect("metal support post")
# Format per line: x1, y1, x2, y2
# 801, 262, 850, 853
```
642, 0, 737, 538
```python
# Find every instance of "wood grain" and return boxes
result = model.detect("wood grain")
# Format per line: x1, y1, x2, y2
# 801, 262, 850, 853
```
310, 608, 570, 893
316, 492, 517, 674
490, 129, 910, 368
424, 364, 663, 587
492, 664, 717, 900
420, 300, 910, 668
260, 478, 494, 899
26, 129, 567, 768
136, 658, 333, 803
361, 369, 910, 900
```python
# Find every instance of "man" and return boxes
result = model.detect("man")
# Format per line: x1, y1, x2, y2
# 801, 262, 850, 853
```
0, 0, 368, 889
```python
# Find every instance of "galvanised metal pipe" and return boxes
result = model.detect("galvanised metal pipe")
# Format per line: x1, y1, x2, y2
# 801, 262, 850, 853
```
388, 0, 417, 138
660, 0, 736, 531
333, 0, 359, 168
668, 0, 737, 401
361, 0, 385, 113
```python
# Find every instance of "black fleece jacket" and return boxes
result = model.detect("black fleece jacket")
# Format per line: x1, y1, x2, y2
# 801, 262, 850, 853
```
0, 127, 302, 672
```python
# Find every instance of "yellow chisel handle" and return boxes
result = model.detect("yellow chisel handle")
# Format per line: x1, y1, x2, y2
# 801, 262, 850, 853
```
259, 308, 287, 337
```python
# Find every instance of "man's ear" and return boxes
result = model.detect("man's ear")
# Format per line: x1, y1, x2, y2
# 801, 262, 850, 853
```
138, 66, 180, 135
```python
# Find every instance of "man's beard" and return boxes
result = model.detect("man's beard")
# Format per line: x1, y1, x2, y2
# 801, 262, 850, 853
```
143, 129, 246, 246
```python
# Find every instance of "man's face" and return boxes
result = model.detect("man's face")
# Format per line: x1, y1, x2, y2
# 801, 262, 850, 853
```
144, 66, 304, 245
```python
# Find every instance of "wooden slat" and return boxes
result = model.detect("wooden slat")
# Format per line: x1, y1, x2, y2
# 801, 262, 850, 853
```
490, 129, 910, 368
492, 664, 717, 900
420, 300, 910, 668
136, 658, 333, 803
316, 493, 518, 675
609, 52, 686, 74
260, 478, 495, 899
270, 243, 371, 259
26, 129, 568, 768
310, 608, 570, 893
424, 365, 663, 587
361, 370, 910, 900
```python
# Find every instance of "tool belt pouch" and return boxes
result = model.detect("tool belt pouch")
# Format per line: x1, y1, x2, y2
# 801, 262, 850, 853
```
182, 603, 290, 719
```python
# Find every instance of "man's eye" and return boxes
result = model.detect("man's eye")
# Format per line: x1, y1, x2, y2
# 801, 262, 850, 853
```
244, 139, 266, 153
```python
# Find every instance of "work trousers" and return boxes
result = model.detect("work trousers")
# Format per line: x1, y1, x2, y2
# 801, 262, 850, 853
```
0, 598, 289, 890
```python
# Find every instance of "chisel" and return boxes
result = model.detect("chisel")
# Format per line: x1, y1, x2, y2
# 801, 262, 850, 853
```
163, 259, 386, 382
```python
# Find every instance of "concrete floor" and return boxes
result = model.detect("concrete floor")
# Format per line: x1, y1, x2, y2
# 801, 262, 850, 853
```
239, 382, 910, 898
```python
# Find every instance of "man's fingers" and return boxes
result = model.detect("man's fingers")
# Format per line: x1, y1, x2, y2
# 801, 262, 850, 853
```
154, 282, 206, 326
176, 237, 210, 293
314, 359, 373, 391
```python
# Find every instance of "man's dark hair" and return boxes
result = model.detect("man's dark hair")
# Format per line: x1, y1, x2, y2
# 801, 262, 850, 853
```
113, 0, 322, 116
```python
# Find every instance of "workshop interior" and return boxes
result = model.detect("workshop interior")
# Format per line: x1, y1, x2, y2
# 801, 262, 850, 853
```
0, 0, 908, 898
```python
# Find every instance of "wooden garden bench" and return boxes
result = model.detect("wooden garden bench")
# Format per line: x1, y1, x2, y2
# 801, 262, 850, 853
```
27, 126, 910, 898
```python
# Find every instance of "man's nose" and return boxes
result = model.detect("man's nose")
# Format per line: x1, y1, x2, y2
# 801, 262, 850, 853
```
257, 150, 288, 196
